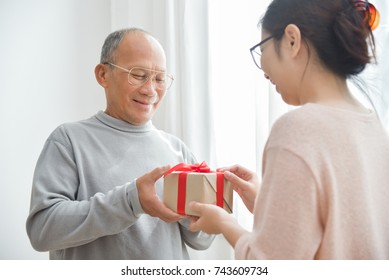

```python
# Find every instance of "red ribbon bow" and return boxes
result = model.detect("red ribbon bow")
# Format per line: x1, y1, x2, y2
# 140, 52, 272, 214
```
164, 161, 211, 177
164, 162, 225, 215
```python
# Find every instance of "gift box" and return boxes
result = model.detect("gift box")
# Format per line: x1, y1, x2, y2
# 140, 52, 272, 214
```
163, 162, 233, 216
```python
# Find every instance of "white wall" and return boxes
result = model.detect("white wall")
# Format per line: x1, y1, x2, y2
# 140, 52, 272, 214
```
0, 0, 109, 259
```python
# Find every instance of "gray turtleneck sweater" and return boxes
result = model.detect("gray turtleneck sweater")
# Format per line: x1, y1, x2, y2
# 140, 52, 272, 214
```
26, 111, 214, 259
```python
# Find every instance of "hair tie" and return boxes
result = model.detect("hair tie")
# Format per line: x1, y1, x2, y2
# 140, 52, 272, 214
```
353, 0, 380, 30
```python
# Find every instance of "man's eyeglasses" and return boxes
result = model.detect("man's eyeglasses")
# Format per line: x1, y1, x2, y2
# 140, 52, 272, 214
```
106, 63, 174, 91
249, 35, 274, 70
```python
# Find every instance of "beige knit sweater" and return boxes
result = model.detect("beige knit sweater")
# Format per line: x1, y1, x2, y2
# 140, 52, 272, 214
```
235, 103, 389, 259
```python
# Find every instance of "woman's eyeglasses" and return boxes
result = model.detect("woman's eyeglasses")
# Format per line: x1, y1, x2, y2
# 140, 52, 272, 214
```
249, 35, 274, 70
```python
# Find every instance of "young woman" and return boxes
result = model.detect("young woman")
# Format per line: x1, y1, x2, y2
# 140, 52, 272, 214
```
189, 0, 389, 259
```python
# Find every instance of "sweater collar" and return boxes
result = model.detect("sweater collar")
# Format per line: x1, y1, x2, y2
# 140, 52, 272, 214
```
95, 111, 154, 133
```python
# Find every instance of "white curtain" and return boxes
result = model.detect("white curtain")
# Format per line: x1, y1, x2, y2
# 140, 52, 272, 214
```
208, 0, 292, 239
371, 1, 389, 129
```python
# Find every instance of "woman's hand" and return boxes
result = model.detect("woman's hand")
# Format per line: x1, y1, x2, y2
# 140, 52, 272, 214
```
189, 202, 247, 247
219, 165, 260, 213
188, 202, 232, 234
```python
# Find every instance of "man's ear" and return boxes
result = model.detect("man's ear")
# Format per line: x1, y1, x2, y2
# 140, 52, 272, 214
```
284, 24, 302, 58
95, 64, 109, 88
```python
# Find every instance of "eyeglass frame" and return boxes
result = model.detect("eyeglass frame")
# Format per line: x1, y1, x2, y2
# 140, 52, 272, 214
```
104, 62, 174, 90
250, 35, 274, 70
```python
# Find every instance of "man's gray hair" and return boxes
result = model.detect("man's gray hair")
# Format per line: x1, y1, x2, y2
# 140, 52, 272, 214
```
100, 28, 150, 64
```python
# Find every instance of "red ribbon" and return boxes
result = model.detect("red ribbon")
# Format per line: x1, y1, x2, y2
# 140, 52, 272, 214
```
164, 162, 224, 215
164, 161, 211, 176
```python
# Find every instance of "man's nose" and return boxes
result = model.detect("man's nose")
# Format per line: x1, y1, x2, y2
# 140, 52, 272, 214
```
139, 76, 158, 95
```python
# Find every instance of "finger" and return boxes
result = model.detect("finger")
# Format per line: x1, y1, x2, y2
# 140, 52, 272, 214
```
187, 203, 200, 231
224, 171, 252, 192
188, 201, 203, 215
227, 164, 252, 176
161, 211, 182, 223
189, 201, 209, 222
152, 200, 182, 222
218, 165, 251, 177
216, 166, 229, 172
149, 165, 171, 181
189, 219, 200, 232
187, 216, 199, 223
217, 164, 239, 173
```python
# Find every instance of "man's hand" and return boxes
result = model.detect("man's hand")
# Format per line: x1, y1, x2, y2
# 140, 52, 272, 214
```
136, 166, 182, 223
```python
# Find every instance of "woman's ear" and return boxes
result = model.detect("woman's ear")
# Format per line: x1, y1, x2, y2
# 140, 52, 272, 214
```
95, 63, 109, 88
284, 24, 302, 58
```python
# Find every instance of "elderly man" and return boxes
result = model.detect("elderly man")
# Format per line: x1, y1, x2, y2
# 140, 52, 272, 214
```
26, 28, 214, 259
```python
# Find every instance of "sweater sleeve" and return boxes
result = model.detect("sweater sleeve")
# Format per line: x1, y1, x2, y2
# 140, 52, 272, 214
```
235, 147, 323, 259
26, 136, 143, 252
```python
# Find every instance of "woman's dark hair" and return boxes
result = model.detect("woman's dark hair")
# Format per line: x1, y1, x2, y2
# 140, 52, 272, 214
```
261, 0, 376, 79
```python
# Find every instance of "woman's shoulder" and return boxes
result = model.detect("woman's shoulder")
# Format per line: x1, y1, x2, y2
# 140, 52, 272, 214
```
271, 104, 323, 133
268, 102, 378, 149
268, 104, 342, 149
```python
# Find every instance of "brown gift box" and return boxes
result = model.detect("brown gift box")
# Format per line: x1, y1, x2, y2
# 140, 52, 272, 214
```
163, 171, 233, 216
